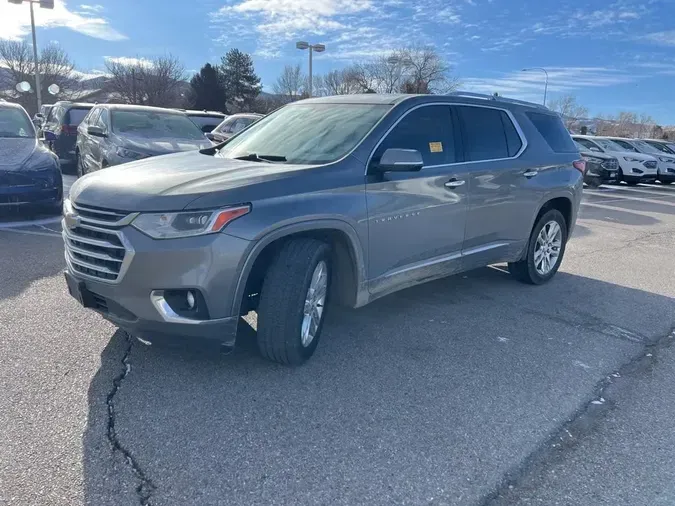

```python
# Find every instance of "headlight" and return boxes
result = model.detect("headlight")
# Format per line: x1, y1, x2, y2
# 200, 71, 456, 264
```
623, 157, 641, 162
131, 205, 250, 239
116, 147, 151, 160
659, 156, 675, 163
584, 156, 603, 164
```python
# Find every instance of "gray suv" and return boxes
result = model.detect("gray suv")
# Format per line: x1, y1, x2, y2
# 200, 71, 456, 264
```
76, 104, 211, 177
63, 93, 583, 365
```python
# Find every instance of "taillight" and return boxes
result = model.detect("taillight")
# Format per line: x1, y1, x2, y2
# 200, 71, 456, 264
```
573, 160, 586, 173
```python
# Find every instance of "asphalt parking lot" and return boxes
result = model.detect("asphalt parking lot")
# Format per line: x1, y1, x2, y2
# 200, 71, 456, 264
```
1, 180, 674, 506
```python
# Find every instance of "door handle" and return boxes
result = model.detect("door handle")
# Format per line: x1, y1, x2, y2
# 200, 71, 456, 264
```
523, 170, 538, 178
445, 179, 466, 188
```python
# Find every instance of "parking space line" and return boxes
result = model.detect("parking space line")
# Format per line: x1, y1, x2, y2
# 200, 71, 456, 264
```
0, 228, 61, 238
583, 191, 675, 207
586, 187, 675, 199
0, 216, 62, 229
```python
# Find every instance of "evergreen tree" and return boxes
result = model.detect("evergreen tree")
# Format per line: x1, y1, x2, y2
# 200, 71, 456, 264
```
189, 63, 227, 112
220, 49, 261, 112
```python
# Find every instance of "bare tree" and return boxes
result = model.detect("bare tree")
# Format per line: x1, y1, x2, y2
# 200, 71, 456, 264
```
636, 112, 655, 139
104, 55, 186, 107
273, 64, 305, 100
0, 40, 82, 114
547, 95, 589, 131
398, 46, 458, 94
322, 69, 360, 95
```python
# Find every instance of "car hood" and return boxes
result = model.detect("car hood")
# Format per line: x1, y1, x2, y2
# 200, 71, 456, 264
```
0, 137, 57, 171
602, 150, 656, 161
120, 134, 211, 156
580, 151, 615, 161
70, 150, 315, 212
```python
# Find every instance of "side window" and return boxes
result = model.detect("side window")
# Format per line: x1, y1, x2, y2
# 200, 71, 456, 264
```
97, 109, 109, 130
374, 105, 456, 166
459, 106, 509, 161
526, 112, 577, 153
219, 117, 235, 133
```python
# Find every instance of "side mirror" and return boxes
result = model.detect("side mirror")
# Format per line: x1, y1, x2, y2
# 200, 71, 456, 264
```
43, 131, 57, 142
87, 125, 106, 137
376, 148, 424, 172
590, 147, 601, 152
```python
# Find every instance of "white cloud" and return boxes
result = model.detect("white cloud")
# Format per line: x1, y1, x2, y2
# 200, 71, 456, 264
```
104, 56, 153, 68
462, 67, 642, 102
79, 4, 104, 12
643, 31, 675, 47
0, 0, 126, 41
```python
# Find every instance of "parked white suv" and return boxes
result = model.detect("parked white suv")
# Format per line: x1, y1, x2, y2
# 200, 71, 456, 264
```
603, 136, 675, 185
572, 135, 658, 185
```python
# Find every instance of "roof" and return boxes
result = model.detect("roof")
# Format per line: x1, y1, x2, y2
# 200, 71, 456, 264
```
296, 91, 549, 111
226, 112, 263, 118
53, 101, 95, 108
183, 110, 226, 117
99, 104, 187, 115
0, 101, 27, 110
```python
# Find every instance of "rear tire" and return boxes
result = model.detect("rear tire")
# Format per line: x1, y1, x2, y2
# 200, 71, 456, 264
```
256, 239, 331, 365
509, 209, 567, 285
660, 180, 673, 185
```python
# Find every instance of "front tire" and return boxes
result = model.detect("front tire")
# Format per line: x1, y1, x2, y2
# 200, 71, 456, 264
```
256, 239, 331, 365
509, 209, 568, 285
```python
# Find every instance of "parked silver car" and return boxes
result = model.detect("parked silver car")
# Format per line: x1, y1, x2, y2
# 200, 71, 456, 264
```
75, 104, 211, 176
207, 113, 262, 143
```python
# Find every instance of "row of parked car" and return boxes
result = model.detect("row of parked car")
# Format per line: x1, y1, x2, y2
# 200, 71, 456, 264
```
33, 101, 262, 176
574, 134, 675, 187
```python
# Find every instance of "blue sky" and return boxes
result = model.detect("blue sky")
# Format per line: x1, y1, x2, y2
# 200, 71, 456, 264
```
3, 0, 675, 123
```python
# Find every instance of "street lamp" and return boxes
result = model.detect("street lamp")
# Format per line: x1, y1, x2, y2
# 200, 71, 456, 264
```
296, 41, 325, 98
522, 67, 549, 106
8, 0, 55, 111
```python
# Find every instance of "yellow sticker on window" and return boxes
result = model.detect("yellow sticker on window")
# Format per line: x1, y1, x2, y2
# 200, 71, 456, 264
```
429, 142, 443, 153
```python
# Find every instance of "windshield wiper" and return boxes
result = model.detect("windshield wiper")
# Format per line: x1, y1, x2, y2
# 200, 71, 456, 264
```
233, 153, 287, 163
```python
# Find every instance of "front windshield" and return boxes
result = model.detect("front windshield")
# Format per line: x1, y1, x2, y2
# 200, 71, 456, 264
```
111, 110, 206, 140
595, 139, 629, 152
0, 107, 35, 139
645, 141, 675, 154
632, 139, 664, 155
218, 103, 390, 165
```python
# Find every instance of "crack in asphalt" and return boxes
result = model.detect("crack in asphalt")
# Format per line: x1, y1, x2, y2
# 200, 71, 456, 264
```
478, 323, 675, 506
106, 333, 156, 506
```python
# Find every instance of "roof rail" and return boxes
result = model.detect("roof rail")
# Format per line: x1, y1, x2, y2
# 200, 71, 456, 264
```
447, 91, 548, 110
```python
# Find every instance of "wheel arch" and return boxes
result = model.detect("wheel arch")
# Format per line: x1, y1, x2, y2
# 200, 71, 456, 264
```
232, 220, 368, 316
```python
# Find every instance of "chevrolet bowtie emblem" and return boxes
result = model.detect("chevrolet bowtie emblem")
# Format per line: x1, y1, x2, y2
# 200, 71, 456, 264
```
64, 211, 81, 230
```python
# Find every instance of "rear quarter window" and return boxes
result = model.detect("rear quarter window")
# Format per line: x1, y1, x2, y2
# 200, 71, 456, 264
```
526, 112, 577, 153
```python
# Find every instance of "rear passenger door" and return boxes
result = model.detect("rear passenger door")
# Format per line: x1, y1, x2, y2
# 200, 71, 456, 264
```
79, 108, 101, 172
366, 104, 469, 296
457, 105, 537, 265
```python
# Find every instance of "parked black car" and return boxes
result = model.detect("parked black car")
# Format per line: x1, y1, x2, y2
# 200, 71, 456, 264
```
574, 141, 620, 187
42, 101, 94, 167
183, 110, 227, 133
0, 101, 62, 214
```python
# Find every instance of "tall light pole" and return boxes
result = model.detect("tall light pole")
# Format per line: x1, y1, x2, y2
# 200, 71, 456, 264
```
296, 41, 325, 98
522, 67, 549, 106
8, 0, 54, 112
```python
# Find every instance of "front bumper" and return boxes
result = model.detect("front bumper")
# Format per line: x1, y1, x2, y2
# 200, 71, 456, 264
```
0, 170, 63, 210
63, 224, 253, 347
658, 168, 675, 182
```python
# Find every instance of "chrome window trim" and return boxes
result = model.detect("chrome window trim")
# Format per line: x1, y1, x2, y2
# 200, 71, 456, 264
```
365, 102, 529, 175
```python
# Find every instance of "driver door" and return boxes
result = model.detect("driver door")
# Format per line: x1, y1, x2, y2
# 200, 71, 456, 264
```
365, 105, 469, 297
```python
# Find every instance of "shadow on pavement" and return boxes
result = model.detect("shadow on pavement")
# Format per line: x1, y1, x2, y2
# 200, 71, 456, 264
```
82, 268, 675, 506
0, 230, 64, 302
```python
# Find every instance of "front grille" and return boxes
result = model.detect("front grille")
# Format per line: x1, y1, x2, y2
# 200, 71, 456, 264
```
644, 160, 657, 169
64, 203, 135, 282
601, 159, 619, 171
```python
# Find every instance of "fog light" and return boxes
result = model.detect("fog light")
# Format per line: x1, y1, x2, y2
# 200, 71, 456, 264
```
186, 291, 195, 309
